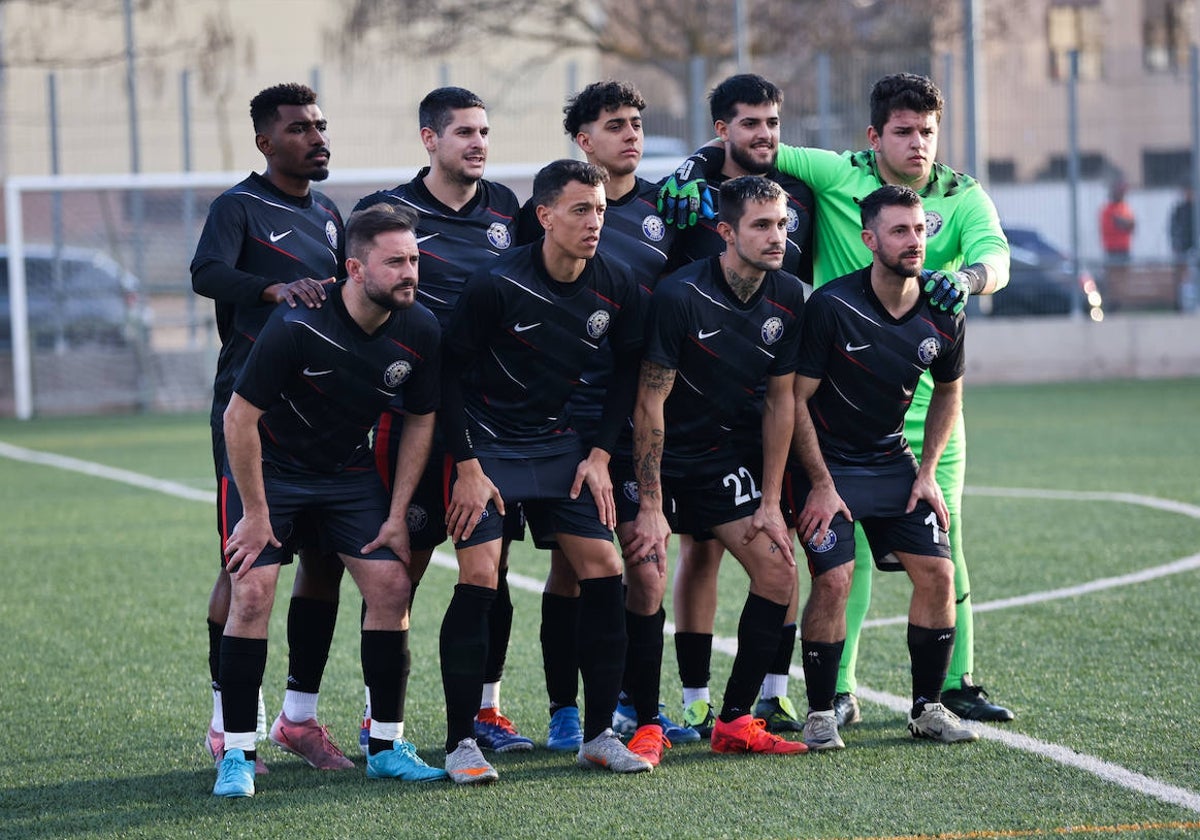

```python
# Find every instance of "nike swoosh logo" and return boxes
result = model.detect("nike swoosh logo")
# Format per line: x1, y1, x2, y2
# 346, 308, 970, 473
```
303, 367, 333, 376
698, 328, 720, 339
269, 230, 292, 243
513, 322, 541, 333
845, 342, 871, 352
416, 233, 439, 244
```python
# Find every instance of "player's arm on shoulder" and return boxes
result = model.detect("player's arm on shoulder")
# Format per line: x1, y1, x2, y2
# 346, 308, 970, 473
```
960, 190, 1011, 295
191, 197, 270, 304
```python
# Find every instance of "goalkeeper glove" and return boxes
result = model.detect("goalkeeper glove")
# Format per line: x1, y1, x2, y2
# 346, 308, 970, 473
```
657, 156, 715, 229
922, 267, 984, 315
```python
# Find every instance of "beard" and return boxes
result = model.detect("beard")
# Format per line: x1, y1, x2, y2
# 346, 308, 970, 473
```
729, 142, 776, 175
366, 283, 415, 311
879, 252, 923, 278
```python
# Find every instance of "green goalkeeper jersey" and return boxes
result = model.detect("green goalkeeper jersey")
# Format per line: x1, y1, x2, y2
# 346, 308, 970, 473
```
773, 144, 1009, 428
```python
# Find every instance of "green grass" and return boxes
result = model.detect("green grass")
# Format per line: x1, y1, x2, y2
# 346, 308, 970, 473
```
2, 378, 1199, 839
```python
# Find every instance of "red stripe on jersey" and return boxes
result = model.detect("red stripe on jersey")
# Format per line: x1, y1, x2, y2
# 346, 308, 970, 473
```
387, 338, 424, 360
249, 236, 304, 261
375, 412, 394, 490
766, 297, 796, 317
441, 452, 454, 510
836, 348, 872, 371
218, 475, 231, 559
918, 315, 956, 342
687, 335, 720, 357
590, 289, 621, 309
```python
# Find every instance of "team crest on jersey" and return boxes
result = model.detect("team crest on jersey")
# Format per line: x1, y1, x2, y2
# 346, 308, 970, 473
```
925, 211, 944, 239
622, 481, 640, 504
807, 529, 836, 553
641, 214, 666, 242
761, 316, 784, 345
586, 309, 611, 340
786, 206, 799, 233
917, 337, 941, 365
487, 222, 512, 250
406, 504, 428, 533
325, 220, 339, 249
384, 359, 412, 388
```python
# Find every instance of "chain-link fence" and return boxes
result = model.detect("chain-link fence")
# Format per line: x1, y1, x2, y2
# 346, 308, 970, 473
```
3, 38, 1197, 417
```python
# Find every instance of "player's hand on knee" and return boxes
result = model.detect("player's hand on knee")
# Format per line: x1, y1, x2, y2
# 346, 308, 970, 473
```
797, 485, 850, 550
623, 510, 670, 573
572, 450, 615, 529
223, 514, 280, 578
447, 460, 505, 542
745, 502, 795, 566
362, 514, 410, 565
906, 473, 949, 531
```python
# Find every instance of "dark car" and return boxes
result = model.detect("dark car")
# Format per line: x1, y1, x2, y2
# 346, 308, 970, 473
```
968, 226, 1103, 320
0, 244, 151, 350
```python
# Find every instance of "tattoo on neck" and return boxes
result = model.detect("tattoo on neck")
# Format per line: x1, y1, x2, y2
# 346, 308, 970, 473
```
724, 266, 761, 302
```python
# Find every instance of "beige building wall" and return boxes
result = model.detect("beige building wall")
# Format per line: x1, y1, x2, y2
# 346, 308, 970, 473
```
966, 0, 1197, 186
0, 0, 599, 179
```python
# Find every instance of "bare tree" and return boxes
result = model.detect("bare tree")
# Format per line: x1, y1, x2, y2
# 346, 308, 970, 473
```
333, 0, 1003, 145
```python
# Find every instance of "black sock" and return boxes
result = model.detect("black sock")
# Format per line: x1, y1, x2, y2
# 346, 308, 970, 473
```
769, 623, 798, 679
577, 575, 626, 742
676, 631, 714, 691
483, 571, 512, 685
219, 635, 268, 737
440, 584, 495, 752
908, 623, 955, 713
801, 639, 845, 712
625, 608, 666, 727
719, 594, 786, 722
207, 618, 224, 689
362, 629, 407, 755
541, 592, 580, 712
286, 596, 338, 694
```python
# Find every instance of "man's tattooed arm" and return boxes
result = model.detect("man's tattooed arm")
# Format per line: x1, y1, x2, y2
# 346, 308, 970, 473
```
632, 360, 675, 507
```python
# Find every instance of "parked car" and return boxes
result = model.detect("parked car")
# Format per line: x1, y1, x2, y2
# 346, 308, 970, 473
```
968, 226, 1103, 320
0, 244, 151, 350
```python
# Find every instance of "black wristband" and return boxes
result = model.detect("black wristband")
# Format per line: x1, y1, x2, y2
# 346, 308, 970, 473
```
960, 264, 987, 295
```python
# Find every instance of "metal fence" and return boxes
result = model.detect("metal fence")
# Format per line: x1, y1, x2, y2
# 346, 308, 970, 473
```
3, 42, 1199, 418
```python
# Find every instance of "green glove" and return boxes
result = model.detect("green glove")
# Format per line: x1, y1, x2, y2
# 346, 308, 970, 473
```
922, 270, 971, 315
656, 157, 715, 229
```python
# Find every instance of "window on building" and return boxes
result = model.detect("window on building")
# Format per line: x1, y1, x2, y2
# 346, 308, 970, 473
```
1035, 152, 1110, 181
1047, 0, 1103, 81
988, 160, 1017, 184
1143, 149, 1191, 187
1143, 0, 1195, 73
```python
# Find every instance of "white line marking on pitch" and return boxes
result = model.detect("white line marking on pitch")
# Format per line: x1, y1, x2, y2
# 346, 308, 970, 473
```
3, 441, 1199, 813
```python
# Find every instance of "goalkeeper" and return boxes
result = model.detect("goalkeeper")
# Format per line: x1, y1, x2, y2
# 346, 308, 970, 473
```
659, 72, 1013, 725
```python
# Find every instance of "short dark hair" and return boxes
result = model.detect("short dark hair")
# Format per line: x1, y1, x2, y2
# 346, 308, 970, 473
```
709, 74, 783, 125
563, 80, 646, 137
250, 83, 318, 133
869, 73, 943, 133
531, 159, 608, 209
858, 184, 923, 229
419, 86, 486, 135
718, 176, 785, 229
346, 203, 420, 261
